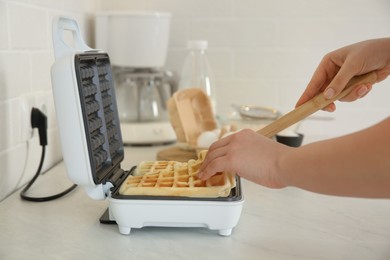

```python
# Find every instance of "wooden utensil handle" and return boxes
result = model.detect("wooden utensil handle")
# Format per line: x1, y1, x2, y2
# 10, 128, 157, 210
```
256, 71, 378, 138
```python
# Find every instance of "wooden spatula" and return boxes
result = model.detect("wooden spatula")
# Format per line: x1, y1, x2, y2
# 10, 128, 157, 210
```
257, 72, 378, 138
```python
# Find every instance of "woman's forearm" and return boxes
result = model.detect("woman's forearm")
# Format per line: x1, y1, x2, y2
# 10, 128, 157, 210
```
280, 117, 390, 198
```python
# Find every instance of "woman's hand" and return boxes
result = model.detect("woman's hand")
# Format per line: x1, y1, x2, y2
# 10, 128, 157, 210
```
198, 38, 390, 198
198, 129, 291, 189
296, 38, 390, 112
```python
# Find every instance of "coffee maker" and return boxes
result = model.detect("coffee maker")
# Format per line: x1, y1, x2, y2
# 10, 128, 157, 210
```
95, 11, 177, 145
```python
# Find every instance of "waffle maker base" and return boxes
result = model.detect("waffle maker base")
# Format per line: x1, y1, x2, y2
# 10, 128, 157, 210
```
104, 167, 243, 236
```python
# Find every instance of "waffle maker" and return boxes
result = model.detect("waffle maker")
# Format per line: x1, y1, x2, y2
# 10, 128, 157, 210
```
50, 17, 244, 236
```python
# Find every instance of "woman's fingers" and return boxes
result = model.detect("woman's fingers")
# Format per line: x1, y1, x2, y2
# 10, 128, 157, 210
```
323, 60, 356, 100
335, 83, 372, 102
296, 58, 333, 107
198, 135, 232, 179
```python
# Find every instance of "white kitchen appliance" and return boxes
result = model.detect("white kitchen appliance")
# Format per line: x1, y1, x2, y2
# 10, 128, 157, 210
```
95, 11, 177, 145
50, 17, 243, 236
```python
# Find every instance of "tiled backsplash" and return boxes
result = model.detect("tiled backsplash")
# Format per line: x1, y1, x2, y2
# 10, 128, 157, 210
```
1, 0, 389, 200
0, 0, 97, 200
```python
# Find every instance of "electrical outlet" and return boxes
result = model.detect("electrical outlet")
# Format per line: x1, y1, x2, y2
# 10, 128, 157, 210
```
20, 92, 52, 143
20, 94, 36, 143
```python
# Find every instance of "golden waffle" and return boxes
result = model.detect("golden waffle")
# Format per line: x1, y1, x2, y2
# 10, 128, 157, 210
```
119, 151, 235, 198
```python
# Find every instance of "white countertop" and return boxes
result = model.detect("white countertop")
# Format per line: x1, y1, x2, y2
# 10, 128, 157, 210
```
1, 143, 390, 260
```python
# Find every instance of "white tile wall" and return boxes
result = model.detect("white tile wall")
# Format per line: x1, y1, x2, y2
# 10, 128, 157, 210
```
234, 0, 327, 18
0, 2, 7, 49
0, 52, 30, 99
8, 4, 48, 49
0, 0, 97, 201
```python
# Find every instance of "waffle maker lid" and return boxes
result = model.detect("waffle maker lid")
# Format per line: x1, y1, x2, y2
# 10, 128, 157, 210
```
51, 16, 125, 199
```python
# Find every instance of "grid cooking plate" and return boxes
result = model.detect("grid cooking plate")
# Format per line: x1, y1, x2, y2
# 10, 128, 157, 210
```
75, 53, 124, 184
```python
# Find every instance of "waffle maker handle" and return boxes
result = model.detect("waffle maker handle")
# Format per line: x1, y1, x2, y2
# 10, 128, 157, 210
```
52, 16, 93, 60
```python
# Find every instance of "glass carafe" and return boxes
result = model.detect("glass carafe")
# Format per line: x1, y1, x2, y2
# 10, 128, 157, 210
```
114, 68, 175, 123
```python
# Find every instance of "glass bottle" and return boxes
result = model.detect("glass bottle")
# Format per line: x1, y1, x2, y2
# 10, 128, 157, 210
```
179, 40, 217, 115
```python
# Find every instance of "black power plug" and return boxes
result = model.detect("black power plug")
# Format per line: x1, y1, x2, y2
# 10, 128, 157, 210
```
21, 107, 77, 202
31, 107, 47, 146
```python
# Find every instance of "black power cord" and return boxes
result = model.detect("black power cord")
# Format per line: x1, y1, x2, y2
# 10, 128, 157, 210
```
20, 107, 77, 202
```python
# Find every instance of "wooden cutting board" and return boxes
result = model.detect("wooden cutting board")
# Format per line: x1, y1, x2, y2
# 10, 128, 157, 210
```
156, 146, 198, 162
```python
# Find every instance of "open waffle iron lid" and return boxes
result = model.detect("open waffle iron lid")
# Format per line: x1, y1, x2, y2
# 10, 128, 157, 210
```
51, 16, 125, 200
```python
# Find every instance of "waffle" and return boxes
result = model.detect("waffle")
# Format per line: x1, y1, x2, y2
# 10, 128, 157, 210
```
119, 151, 235, 198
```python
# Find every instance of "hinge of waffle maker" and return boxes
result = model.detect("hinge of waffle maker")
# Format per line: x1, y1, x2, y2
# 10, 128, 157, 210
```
84, 167, 129, 199
103, 167, 129, 197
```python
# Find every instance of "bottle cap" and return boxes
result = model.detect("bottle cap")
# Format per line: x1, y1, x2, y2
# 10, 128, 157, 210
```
187, 40, 208, 50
